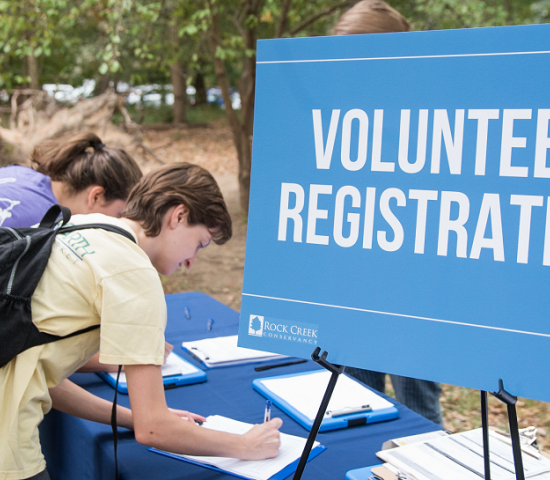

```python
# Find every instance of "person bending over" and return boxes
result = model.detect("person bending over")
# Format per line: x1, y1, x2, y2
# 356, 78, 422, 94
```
0, 163, 283, 480
0, 132, 142, 227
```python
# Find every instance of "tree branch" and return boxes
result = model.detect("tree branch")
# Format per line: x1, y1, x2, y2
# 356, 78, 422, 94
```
288, 0, 353, 36
275, 0, 293, 38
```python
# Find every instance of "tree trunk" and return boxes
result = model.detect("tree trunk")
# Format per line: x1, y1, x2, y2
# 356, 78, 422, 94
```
193, 72, 207, 105
94, 74, 111, 95
27, 55, 39, 90
171, 60, 187, 124
207, 0, 261, 214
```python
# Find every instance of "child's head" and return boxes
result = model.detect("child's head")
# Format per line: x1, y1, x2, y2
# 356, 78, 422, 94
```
31, 132, 142, 215
122, 163, 232, 245
331, 0, 411, 36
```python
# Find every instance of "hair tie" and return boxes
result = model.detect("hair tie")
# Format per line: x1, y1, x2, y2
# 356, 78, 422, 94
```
94, 142, 106, 151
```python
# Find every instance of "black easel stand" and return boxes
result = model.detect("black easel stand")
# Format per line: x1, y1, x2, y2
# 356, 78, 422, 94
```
481, 390, 491, 480
481, 379, 525, 480
292, 347, 345, 480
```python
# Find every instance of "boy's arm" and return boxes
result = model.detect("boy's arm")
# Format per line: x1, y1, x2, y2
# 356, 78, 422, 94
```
125, 364, 282, 460
49, 379, 133, 429
77, 342, 174, 373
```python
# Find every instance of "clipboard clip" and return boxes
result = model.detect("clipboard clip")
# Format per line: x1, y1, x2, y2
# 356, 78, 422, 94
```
190, 347, 210, 361
325, 404, 372, 418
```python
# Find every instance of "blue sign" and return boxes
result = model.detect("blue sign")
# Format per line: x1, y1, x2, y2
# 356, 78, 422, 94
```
238, 24, 550, 402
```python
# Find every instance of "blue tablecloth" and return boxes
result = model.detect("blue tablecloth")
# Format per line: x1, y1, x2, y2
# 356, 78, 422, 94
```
40, 292, 441, 480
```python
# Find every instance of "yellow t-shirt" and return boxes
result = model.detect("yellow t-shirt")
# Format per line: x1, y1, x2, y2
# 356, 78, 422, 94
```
0, 214, 166, 480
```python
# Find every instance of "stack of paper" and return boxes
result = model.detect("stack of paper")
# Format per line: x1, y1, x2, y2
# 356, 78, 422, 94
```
377, 428, 550, 480
182, 335, 286, 367
150, 415, 325, 480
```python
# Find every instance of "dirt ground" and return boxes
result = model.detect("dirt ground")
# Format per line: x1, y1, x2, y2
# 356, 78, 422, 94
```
143, 121, 550, 451
144, 122, 246, 312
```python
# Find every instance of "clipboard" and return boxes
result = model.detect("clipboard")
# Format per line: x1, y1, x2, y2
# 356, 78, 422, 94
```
182, 335, 286, 368
253, 370, 399, 432
149, 445, 326, 480
97, 352, 207, 393
345, 464, 385, 480
148, 415, 326, 480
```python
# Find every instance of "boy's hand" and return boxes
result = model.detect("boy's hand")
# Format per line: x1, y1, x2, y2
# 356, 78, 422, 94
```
163, 342, 174, 363
239, 418, 283, 460
168, 408, 206, 424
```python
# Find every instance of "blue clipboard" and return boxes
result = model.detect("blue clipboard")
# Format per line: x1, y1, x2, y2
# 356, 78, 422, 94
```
149, 444, 326, 480
97, 352, 207, 394
345, 464, 384, 480
253, 370, 398, 432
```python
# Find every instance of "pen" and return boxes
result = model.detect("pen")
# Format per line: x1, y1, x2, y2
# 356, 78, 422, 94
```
254, 359, 307, 372
325, 404, 372, 418
183, 306, 191, 319
206, 318, 214, 331
264, 400, 272, 422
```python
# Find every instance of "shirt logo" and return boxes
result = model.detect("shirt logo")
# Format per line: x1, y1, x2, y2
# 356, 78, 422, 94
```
0, 198, 21, 226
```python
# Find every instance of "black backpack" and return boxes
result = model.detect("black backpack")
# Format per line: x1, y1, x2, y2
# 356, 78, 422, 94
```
0, 205, 136, 368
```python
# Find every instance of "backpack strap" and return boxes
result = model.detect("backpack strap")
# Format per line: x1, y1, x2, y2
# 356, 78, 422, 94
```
18, 223, 138, 353
58, 223, 136, 244
39, 205, 72, 229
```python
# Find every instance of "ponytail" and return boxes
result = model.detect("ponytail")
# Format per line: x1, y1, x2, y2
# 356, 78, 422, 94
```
31, 133, 142, 202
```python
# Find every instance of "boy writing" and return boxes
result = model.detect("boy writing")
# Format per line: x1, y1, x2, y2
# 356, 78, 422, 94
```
0, 163, 282, 480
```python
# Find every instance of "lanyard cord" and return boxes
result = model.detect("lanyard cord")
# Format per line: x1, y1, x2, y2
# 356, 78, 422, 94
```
111, 365, 122, 480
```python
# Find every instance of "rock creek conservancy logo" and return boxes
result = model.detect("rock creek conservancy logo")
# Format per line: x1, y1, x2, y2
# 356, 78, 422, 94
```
248, 314, 318, 345
248, 315, 265, 337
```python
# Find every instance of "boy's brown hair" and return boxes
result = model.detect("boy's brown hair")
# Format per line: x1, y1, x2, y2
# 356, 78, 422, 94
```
123, 163, 232, 245
32, 132, 142, 202
331, 0, 411, 35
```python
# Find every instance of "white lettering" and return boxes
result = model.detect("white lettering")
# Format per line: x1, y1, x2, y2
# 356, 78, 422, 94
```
438, 191, 470, 257
431, 109, 465, 175
409, 189, 438, 254
377, 188, 406, 252
313, 109, 340, 169
371, 109, 394, 172
362, 187, 376, 249
306, 184, 332, 245
278, 183, 304, 242
544, 198, 550, 266
500, 109, 531, 177
535, 109, 550, 178
341, 109, 368, 171
398, 109, 428, 174
511, 194, 544, 264
470, 194, 505, 261
334, 186, 361, 248
468, 109, 500, 176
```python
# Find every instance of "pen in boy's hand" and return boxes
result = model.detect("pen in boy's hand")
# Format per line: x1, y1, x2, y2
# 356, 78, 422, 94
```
264, 400, 272, 422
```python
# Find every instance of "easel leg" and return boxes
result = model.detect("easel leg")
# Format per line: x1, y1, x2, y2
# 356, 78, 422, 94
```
293, 348, 345, 480
507, 401, 525, 480
491, 379, 525, 480
481, 390, 491, 480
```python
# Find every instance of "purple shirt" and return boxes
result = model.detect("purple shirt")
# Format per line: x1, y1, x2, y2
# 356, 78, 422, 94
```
0, 165, 58, 227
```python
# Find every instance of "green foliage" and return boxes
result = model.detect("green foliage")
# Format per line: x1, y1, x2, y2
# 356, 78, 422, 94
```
0, 1, 547, 96
413, 0, 508, 29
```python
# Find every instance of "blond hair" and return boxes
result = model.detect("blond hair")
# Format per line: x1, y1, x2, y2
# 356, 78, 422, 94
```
331, 0, 411, 35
